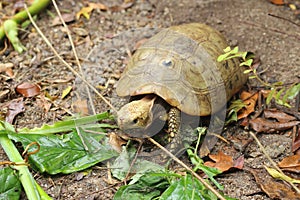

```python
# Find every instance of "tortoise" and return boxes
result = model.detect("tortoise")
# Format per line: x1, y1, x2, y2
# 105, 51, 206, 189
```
115, 23, 247, 157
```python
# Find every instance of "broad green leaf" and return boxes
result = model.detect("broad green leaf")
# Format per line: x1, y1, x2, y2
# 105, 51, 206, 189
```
160, 174, 217, 200
8, 128, 118, 174
114, 173, 170, 200
112, 146, 164, 182
0, 167, 21, 200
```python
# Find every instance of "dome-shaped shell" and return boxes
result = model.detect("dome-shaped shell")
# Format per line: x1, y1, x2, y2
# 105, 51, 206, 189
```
116, 23, 247, 116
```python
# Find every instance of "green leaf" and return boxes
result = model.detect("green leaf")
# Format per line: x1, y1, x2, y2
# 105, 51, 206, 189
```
240, 59, 253, 67
0, 168, 21, 200
160, 174, 217, 200
61, 85, 72, 99
266, 89, 276, 105
226, 99, 246, 124
112, 146, 164, 182
275, 87, 285, 100
217, 52, 231, 62
232, 46, 239, 54
18, 112, 114, 134
114, 173, 170, 200
265, 166, 300, 184
243, 69, 252, 74
284, 83, 300, 101
8, 128, 118, 174
223, 46, 232, 53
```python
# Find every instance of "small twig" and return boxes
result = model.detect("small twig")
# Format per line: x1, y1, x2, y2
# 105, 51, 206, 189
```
24, 4, 117, 113
249, 131, 300, 194
268, 13, 300, 27
242, 21, 300, 41
148, 137, 226, 200
123, 140, 144, 184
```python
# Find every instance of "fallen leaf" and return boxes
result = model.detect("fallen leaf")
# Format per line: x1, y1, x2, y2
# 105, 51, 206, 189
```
36, 93, 52, 113
264, 109, 296, 122
292, 128, 300, 152
16, 82, 41, 97
0, 63, 14, 78
233, 155, 244, 169
265, 166, 300, 184
269, 0, 285, 5
61, 86, 73, 99
52, 13, 75, 26
249, 168, 300, 199
5, 98, 25, 123
237, 91, 259, 119
108, 132, 127, 153
72, 27, 89, 37
109, 0, 134, 12
76, 2, 108, 20
204, 151, 243, 172
0, 90, 10, 99
72, 99, 89, 116
249, 118, 300, 133
278, 154, 300, 173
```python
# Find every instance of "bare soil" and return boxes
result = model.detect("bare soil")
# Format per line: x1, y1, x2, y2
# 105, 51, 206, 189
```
1, 0, 300, 199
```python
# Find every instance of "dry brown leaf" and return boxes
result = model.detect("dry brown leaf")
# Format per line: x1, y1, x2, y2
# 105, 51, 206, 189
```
233, 156, 245, 169
264, 109, 296, 122
249, 168, 300, 200
249, 118, 300, 133
76, 2, 108, 19
71, 99, 89, 116
0, 63, 14, 77
237, 91, 259, 120
16, 82, 41, 97
278, 154, 300, 173
108, 132, 127, 153
36, 93, 52, 113
269, 0, 285, 5
292, 128, 300, 152
52, 13, 75, 26
204, 151, 234, 172
109, 0, 134, 12
5, 98, 25, 123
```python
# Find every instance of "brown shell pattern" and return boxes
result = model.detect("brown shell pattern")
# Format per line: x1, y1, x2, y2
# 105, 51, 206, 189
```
116, 23, 247, 116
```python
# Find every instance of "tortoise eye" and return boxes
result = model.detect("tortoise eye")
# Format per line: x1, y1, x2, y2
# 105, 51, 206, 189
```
162, 59, 173, 67
133, 118, 138, 124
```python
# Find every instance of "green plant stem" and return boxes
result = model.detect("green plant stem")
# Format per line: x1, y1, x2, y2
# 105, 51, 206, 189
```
0, 134, 41, 200
0, 0, 51, 41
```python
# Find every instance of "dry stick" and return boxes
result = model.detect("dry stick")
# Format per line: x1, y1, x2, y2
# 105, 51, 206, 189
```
148, 137, 226, 200
51, 0, 97, 115
249, 131, 300, 194
24, 4, 117, 113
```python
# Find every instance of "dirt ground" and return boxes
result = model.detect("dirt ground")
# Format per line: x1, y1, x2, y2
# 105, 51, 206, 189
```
1, 0, 300, 199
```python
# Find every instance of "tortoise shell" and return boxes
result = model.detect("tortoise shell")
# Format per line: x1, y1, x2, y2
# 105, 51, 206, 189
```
116, 23, 247, 116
